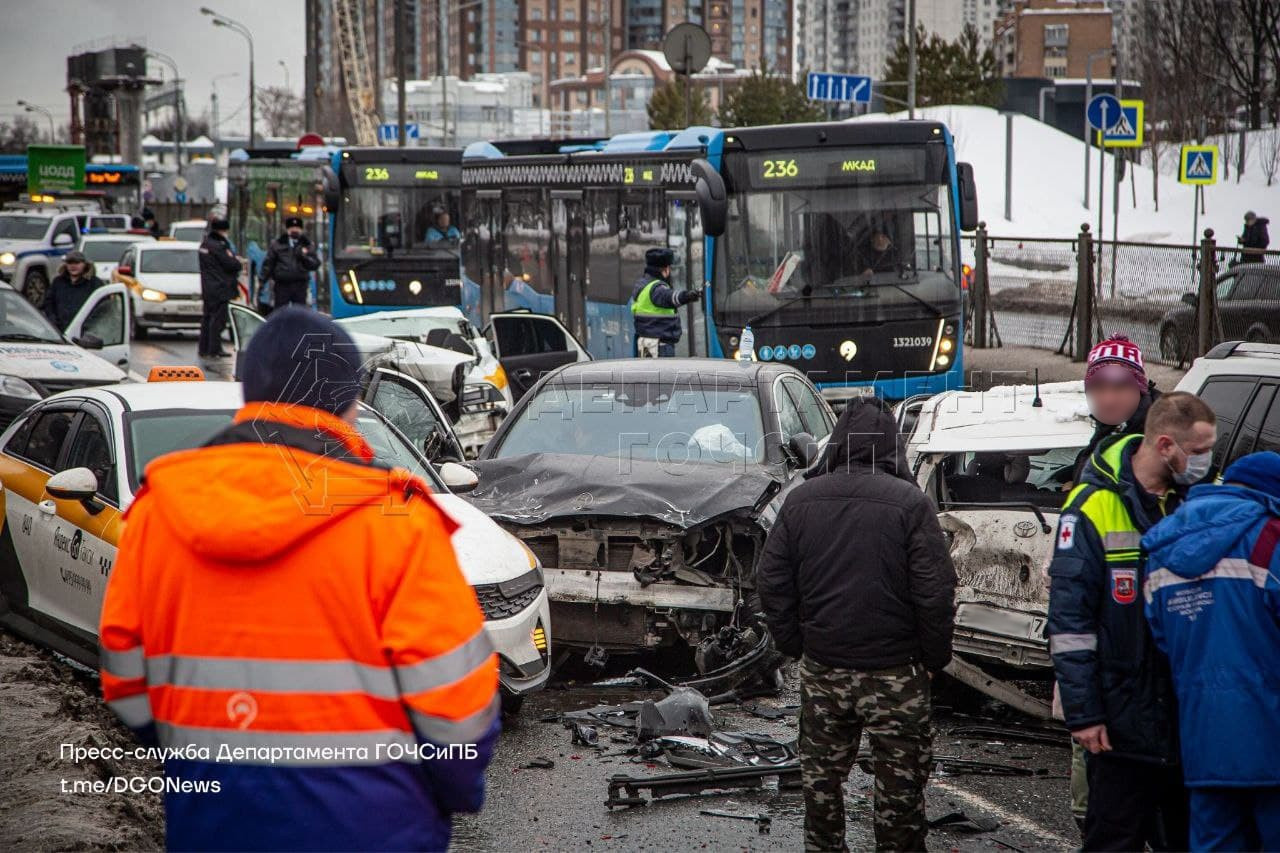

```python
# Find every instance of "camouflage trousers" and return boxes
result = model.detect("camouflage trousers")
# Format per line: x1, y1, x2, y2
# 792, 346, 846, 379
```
799, 656, 933, 852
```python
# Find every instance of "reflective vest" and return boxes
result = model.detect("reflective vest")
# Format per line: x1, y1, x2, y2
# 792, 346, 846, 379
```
631, 279, 676, 317
1061, 433, 1145, 572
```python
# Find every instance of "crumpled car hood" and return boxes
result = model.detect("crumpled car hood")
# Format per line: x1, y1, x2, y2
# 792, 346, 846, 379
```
468, 453, 786, 528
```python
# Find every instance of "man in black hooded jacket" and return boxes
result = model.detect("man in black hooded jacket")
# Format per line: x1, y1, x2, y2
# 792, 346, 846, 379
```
758, 398, 956, 852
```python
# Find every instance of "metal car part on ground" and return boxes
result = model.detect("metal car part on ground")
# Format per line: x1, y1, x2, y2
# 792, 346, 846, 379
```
468, 357, 837, 679
902, 380, 1093, 718
0, 377, 550, 706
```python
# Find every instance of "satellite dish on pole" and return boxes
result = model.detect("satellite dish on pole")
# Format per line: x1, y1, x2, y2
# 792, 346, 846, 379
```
663, 23, 712, 75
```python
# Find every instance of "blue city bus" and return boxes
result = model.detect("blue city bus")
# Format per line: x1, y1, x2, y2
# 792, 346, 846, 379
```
0, 157, 142, 213
321, 147, 467, 319
463, 121, 977, 401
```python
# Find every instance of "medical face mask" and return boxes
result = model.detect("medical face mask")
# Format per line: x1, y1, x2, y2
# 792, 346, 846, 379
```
1169, 444, 1212, 485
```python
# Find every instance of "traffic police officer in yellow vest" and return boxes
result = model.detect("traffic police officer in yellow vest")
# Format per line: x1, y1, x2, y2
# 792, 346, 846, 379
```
1048, 391, 1216, 851
630, 247, 702, 357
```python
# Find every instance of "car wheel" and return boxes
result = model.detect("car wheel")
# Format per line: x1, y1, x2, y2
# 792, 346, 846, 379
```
1159, 324, 1185, 362
22, 268, 49, 309
500, 690, 525, 715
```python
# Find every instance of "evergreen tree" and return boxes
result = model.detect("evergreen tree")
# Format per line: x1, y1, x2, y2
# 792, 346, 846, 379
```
717, 60, 825, 128
647, 79, 713, 129
884, 24, 1003, 109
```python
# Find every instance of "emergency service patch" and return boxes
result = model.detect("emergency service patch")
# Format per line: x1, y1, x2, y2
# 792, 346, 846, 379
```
1057, 515, 1077, 550
1111, 568, 1137, 604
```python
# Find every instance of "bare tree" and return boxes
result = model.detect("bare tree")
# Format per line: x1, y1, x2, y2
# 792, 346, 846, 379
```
257, 86, 304, 138
1138, 0, 1221, 143
0, 116, 44, 153
1189, 0, 1280, 130
1260, 124, 1280, 185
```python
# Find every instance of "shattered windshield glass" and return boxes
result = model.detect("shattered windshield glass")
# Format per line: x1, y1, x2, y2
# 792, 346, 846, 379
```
495, 383, 767, 466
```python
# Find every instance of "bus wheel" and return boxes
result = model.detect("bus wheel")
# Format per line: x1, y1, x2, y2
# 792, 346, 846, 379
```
22, 269, 48, 309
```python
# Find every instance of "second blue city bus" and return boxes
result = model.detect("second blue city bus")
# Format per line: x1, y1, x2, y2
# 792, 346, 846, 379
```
463, 120, 978, 402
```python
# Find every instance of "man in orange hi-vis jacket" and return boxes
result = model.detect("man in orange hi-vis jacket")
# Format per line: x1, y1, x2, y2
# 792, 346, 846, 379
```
99, 306, 498, 852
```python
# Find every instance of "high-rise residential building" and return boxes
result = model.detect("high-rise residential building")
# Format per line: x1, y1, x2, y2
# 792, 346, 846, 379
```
916, 0, 967, 42
994, 0, 1114, 79
852, 0, 905, 77
622, 1, 794, 75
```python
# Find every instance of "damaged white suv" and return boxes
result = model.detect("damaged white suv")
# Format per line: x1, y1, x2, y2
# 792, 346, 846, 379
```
901, 381, 1093, 714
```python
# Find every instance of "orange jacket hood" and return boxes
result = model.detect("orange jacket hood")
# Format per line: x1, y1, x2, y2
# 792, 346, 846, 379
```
135, 402, 432, 563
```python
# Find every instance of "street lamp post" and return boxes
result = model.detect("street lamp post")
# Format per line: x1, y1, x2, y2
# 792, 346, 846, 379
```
211, 72, 240, 138
16, 100, 55, 140
135, 47, 185, 175
201, 7, 256, 147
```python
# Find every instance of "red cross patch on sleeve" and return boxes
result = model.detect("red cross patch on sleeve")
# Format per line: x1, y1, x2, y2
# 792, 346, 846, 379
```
1057, 515, 1077, 550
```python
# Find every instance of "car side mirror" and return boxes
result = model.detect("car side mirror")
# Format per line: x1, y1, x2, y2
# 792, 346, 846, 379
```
116, 265, 132, 276
786, 431, 819, 468
75, 333, 104, 350
1181, 292, 1198, 307
46, 467, 99, 501
53, 233, 74, 247
437, 461, 479, 493
691, 158, 727, 238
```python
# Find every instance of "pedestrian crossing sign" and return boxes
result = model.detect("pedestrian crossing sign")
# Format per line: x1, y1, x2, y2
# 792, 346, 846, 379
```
1179, 145, 1219, 185
1101, 100, 1144, 148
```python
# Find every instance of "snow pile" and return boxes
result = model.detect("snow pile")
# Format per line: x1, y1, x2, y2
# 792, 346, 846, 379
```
852, 105, 1277, 244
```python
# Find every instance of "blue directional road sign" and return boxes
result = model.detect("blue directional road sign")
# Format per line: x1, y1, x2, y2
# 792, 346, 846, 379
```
378, 123, 420, 143
1086, 94, 1122, 132
807, 72, 873, 104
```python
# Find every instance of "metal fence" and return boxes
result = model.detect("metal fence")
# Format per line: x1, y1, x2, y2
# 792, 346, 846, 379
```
966, 222, 1280, 368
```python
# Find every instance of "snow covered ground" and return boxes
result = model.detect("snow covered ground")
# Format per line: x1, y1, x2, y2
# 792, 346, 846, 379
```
852, 105, 1278, 245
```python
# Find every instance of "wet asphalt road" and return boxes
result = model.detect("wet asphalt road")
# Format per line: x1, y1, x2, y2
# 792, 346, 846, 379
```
128, 330, 233, 380
453, 669, 1079, 852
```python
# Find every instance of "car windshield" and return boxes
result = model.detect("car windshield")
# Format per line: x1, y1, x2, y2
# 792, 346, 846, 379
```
171, 226, 205, 242
0, 215, 49, 240
938, 447, 1081, 510
80, 240, 139, 262
139, 249, 200, 274
0, 288, 65, 343
337, 186, 462, 259
125, 406, 444, 492
495, 382, 767, 465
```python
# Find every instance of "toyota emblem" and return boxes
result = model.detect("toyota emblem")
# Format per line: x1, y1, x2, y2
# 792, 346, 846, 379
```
1013, 520, 1038, 539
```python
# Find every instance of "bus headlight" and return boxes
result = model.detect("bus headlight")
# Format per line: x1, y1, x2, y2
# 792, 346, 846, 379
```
935, 353, 951, 368
939, 338, 954, 354
140, 288, 167, 302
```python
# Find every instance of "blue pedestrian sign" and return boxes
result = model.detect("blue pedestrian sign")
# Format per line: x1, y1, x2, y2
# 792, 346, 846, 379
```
378, 123, 420, 143
807, 72, 873, 104
1085, 94, 1122, 132
1179, 145, 1218, 185
1101, 100, 1144, 148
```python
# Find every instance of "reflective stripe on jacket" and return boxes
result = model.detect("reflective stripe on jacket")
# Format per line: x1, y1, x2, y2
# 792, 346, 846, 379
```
629, 271, 683, 343
1046, 433, 1181, 764
99, 402, 499, 851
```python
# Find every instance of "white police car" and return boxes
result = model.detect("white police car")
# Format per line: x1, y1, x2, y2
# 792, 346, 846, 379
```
0, 281, 132, 429
0, 374, 550, 711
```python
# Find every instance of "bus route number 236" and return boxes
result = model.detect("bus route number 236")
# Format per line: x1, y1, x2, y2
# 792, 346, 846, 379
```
761, 159, 799, 180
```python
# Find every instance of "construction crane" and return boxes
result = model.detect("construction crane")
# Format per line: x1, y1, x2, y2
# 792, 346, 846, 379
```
331, 0, 381, 145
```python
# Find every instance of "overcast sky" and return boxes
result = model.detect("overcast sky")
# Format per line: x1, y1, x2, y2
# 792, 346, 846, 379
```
0, 0, 305, 136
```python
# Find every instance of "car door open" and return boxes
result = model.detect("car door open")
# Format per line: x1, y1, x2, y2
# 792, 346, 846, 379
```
360, 366, 466, 462
227, 303, 266, 380
486, 312, 589, 400
65, 282, 131, 369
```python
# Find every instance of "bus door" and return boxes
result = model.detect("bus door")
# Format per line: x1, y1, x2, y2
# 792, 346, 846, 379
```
464, 189, 504, 325
668, 193, 705, 357
550, 191, 588, 347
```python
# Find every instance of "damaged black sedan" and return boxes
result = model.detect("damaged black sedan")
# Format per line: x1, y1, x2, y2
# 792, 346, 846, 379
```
468, 358, 835, 686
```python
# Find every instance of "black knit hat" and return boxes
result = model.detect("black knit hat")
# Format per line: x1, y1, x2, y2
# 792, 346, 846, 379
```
241, 307, 364, 416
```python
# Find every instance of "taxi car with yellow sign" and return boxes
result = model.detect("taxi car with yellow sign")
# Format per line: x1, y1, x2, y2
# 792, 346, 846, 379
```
0, 371, 551, 711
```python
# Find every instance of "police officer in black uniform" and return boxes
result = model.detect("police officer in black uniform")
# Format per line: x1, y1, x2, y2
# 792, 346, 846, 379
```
197, 218, 241, 358
629, 247, 701, 357
260, 216, 321, 310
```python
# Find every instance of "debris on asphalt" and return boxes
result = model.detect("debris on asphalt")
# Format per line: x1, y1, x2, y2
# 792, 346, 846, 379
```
522, 757, 556, 769
571, 722, 600, 747
928, 809, 1002, 833
699, 809, 773, 833
606, 761, 803, 808
947, 722, 1070, 748
635, 686, 713, 740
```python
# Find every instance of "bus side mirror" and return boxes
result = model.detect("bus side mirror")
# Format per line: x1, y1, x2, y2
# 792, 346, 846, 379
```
321, 165, 341, 212
691, 158, 727, 238
956, 162, 979, 233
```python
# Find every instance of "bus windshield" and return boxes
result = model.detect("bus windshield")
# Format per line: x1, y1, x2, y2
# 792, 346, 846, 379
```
717, 148, 957, 326
337, 185, 462, 259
